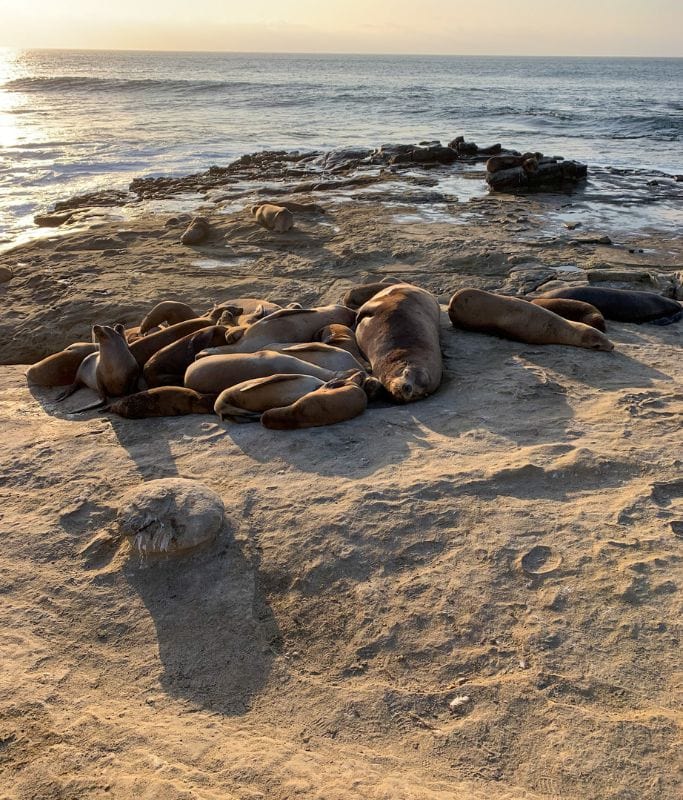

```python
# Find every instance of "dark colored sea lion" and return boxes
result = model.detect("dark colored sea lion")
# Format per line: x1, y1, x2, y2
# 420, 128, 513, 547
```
143, 325, 228, 388
108, 387, 216, 418
539, 287, 682, 325
129, 318, 215, 366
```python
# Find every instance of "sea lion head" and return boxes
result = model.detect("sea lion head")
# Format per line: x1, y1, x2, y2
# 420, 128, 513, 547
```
92, 323, 126, 344
208, 304, 243, 326
387, 365, 432, 403
581, 327, 614, 352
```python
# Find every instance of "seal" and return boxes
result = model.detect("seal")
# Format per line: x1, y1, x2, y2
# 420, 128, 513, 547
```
269, 342, 365, 372
139, 301, 198, 334
184, 350, 337, 395
180, 216, 210, 245
143, 325, 228, 388
129, 318, 216, 366
251, 204, 294, 232
26, 342, 98, 387
316, 324, 370, 369
214, 374, 326, 422
197, 305, 356, 356
342, 282, 398, 310
538, 286, 683, 325
57, 324, 140, 410
356, 283, 443, 403
448, 289, 614, 350
261, 374, 368, 430
529, 298, 606, 331
108, 387, 216, 418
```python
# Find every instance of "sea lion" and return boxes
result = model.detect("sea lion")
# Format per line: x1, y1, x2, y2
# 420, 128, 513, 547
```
529, 297, 606, 331
316, 324, 370, 368
448, 289, 614, 350
214, 374, 326, 422
196, 305, 356, 356
209, 298, 282, 327
184, 351, 336, 395
268, 342, 365, 372
206, 304, 243, 326
261, 374, 368, 430
108, 387, 216, 418
129, 318, 215, 366
538, 286, 683, 325
180, 216, 210, 245
139, 301, 198, 334
342, 283, 395, 310
250, 204, 294, 232
26, 342, 99, 387
143, 325, 228, 388
57, 324, 140, 409
356, 283, 443, 403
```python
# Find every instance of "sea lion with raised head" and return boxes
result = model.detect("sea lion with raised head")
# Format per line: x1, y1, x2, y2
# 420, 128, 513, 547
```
355, 283, 443, 403
529, 297, 606, 331
143, 325, 228, 388
26, 342, 99, 387
139, 301, 198, 334
250, 204, 294, 232
108, 387, 216, 418
184, 350, 337, 395
538, 286, 682, 325
261, 374, 368, 430
342, 282, 398, 310
448, 289, 614, 350
214, 374, 326, 422
129, 318, 215, 366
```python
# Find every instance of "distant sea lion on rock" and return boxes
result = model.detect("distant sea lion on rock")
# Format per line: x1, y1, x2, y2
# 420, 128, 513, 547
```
139, 301, 198, 334
108, 387, 216, 418
261, 373, 368, 430
529, 297, 606, 331
316, 324, 369, 369
448, 289, 614, 350
184, 351, 336, 395
250, 204, 294, 232
143, 325, 228, 388
538, 286, 683, 325
180, 216, 210, 245
214, 374, 326, 422
26, 342, 99, 387
356, 283, 442, 403
129, 318, 215, 366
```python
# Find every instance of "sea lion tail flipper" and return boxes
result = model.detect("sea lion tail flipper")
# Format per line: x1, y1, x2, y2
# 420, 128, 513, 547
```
71, 399, 108, 414
648, 309, 683, 326
55, 383, 79, 402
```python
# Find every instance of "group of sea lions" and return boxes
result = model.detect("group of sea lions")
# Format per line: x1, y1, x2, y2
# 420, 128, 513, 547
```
26, 282, 682, 429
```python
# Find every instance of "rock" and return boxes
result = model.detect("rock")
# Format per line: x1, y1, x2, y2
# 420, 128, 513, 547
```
487, 158, 588, 192
448, 695, 471, 713
117, 478, 225, 555
0, 266, 13, 283
570, 235, 612, 246
519, 545, 562, 576
34, 211, 74, 227
53, 189, 129, 212
180, 216, 210, 245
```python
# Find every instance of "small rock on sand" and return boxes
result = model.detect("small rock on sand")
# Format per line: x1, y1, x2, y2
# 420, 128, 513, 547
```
0, 266, 13, 283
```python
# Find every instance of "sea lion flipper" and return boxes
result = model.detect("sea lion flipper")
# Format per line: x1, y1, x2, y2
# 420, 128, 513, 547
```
71, 398, 108, 414
237, 374, 303, 393
55, 382, 80, 402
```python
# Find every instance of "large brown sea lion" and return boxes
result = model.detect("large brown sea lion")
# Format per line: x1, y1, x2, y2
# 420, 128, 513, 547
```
139, 301, 198, 334
356, 283, 443, 403
342, 283, 395, 310
143, 325, 228, 388
268, 342, 365, 373
316, 324, 370, 369
538, 286, 683, 325
26, 342, 99, 387
250, 204, 294, 232
108, 387, 216, 418
214, 374, 326, 422
184, 351, 336, 395
261, 374, 368, 430
129, 318, 215, 366
529, 298, 606, 331
448, 289, 614, 350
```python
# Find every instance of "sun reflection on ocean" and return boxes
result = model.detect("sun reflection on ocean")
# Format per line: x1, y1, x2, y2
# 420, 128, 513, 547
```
0, 48, 27, 148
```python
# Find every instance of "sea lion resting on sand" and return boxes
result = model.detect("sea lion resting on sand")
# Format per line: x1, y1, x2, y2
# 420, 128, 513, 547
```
448, 289, 614, 350
214, 374, 326, 422
266, 342, 366, 373
538, 286, 683, 325
139, 301, 198, 334
143, 326, 228, 388
26, 342, 99, 387
355, 283, 443, 403
57, 324, 140, 410
529, 298, 606, 332
250, 204, 294, 232
108, 387, 216, 418
316, 324, 370, 369
129, 318, 216, 366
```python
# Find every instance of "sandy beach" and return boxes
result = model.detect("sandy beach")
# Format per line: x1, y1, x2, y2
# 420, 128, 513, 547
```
0, 169, 682, 799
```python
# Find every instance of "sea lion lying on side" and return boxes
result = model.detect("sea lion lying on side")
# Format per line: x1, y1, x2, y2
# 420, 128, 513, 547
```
214, 374, 326, 422
267, 342, 366, 373
538, 286, 683, 325
139, 301, 198, 334
316, 324, 370, 369
129, 318, 215, 366
108, 387, 216, 418
143, 326, 228, 388
529, 298, 606, 331
448, 289, 614, 350
250, 204, 294, 232
26, 342, 99, 387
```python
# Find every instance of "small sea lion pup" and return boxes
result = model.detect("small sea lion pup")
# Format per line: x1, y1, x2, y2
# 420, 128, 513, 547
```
139, 301, 198, 334
538, 286, 683, 325
108, 387, 216, 418
143, 325, 228, 388
214, 374, 326, 422
316, 324, 370, 369
448, 289, 614, 351
250, 204, 294, 233
261, 373, 368, 430
356, 283, 443, 403
57, 324, 140, 410
529, 298, 606, 332
26, 342, 98, 387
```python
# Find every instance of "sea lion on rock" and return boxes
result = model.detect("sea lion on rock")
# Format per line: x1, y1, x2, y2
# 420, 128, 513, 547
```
57, 324, 140, 409
143, 325, 228, 388
448, 289, 614, 350
316, 324, 369, 368
261, 374, 368, 430
139, 301, 198, 334
184, 351, 336, 395
180, 216, 210, 245
214, 374, 326, 422
529, 297, 606, 331
538, 286, 683, 325
108, 387, 216, 418
129, 318, 215, 366
251, 204, 294, 232
356, 284, 442, 403
26, 342, 99, 387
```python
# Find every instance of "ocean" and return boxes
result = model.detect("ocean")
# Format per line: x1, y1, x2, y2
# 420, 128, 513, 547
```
1, 49, 681, 246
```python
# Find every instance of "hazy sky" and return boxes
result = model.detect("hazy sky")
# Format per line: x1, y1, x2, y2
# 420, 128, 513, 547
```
1, 0, 682, 56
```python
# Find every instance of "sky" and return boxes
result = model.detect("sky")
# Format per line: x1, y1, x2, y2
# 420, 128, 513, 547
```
1, 0, 682, 57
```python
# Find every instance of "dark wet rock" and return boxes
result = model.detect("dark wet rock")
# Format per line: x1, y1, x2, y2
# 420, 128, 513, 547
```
569, 234, 612, 246
449, 136, 506, 160
317, 147, 373, 172
501, 264, 559, 295
180, 216, 210, 245
0, 266, 13, 283
487, 157, 588, 192
34, 211, 75, 227
53, 189, 130, 212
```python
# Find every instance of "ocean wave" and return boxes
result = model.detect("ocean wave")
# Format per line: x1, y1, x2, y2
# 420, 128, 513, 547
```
2, 76, 295, 93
